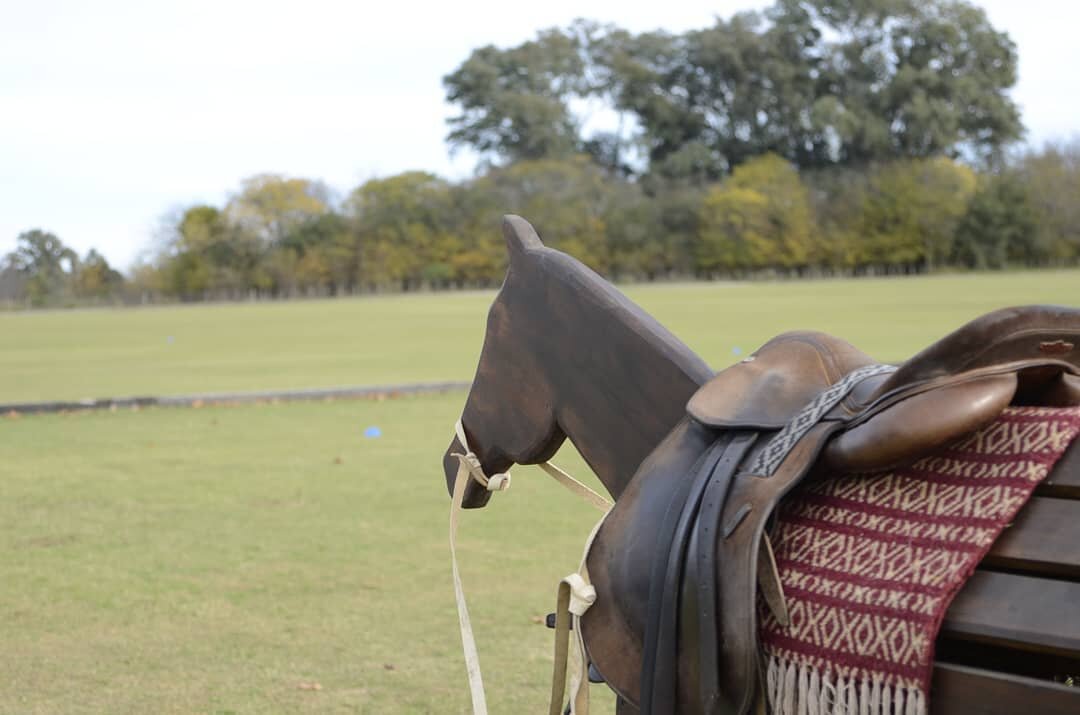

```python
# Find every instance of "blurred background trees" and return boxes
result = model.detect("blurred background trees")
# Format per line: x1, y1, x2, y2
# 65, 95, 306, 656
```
3, 0, 1077, 308
1, 230, 123, 306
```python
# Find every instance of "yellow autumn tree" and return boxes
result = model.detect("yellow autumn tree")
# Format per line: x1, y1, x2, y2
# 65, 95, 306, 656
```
697, 154, 814, 274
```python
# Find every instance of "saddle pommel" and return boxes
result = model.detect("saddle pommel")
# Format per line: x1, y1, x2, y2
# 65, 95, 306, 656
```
687, 331, 879, 429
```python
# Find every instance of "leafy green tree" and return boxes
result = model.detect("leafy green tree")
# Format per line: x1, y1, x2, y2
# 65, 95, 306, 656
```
72, 249, 124, 300
286, 213, 357, 295
1016, 141, 1080, 264
444, 2, 1021, 179
0, 257, 28, 304
805, 158, 975, 272
346, 172, 455, 290
674, 1, 1017, 175
6, 229, 79, 305
431, 184, 505, 286
588, 29, 714, 181
697, 154, 814, 273
160, 205, 252, 298
852, 158, 976, 270
467, 156, 616, 273
161, 250, 212, 300
262, 247, 300, 297
443, 25, 590, 163
608, 10, 827, 180
178, 206, 230, 256
226, 174, 332, 246
603, 185, 672, 280
698, 186, 770, 273
795, 0, 1022, 165
126, 259, 163, 303
953, 171, 1036, 269
7, 229, 78, 276
296, 249, 334, 293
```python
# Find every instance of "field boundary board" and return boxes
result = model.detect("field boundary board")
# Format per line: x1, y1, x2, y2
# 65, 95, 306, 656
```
0, 381, 472, 415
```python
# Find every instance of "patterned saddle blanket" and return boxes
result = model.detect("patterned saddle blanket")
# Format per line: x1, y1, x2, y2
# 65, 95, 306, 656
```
760, 405, 1080, 715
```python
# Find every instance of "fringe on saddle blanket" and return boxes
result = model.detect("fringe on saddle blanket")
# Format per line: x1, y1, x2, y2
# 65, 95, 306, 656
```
760, 406, 1080, 715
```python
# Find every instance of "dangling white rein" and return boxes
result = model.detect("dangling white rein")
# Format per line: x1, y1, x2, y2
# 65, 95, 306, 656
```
449, 419, 612, 715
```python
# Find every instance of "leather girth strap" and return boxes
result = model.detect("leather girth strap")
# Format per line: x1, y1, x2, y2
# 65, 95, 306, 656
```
635, 434, 756, 712
640, 432, 757, 713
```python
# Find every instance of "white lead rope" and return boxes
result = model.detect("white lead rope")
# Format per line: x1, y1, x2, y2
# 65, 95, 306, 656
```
449, 419, 612, 715
536, 461, 613, 512
548, 508, 610, 715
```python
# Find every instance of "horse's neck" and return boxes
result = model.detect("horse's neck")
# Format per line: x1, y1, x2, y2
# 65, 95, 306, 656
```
545, 274, 714, 500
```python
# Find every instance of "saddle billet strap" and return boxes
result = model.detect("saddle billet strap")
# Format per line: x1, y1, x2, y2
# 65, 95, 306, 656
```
640, 434, 757, 714
749, 363, 897, 477
693, 432, 758, 715
640, 438, 730, 713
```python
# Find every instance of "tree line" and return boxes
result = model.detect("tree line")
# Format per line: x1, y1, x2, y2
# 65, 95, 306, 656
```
3, 0, 1079, 307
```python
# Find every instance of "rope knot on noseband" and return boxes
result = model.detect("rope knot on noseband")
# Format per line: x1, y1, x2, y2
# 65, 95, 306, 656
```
452, 444, 511, 492
561, 572, 596, 617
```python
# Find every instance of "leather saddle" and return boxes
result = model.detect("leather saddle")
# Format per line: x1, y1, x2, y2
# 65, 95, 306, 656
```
580, 305, 1080, 714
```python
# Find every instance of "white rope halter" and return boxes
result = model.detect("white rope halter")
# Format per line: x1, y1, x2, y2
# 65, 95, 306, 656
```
448, 418, 611, 714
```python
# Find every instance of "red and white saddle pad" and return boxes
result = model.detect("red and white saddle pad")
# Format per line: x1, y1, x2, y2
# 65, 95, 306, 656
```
760, 406, 1080, 715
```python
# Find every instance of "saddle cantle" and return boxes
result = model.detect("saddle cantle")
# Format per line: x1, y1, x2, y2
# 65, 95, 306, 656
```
583, 305, 1080, 714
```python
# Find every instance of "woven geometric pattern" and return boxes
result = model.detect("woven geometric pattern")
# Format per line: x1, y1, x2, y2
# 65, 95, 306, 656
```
759, 406, 1080, 713
750, 363, 897, 477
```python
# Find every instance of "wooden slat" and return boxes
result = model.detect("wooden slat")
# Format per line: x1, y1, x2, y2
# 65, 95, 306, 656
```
609, 663, 1080, 714
930, 662, 1080, 715
934, 638, 1080, 680
942, 571, 1080, 657
1038, 437, 1080, 499
983, 497, 1080, 578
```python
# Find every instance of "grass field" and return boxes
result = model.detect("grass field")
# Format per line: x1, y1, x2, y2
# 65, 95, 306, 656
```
3, 394, 614, 714
2, 270, 1079, 404
4, 272, 1080, 713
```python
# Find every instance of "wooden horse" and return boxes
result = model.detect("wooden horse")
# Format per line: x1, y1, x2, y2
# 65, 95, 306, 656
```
442, 216, 1080, 714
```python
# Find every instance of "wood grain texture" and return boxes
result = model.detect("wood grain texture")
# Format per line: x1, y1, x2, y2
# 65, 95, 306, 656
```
984, 497, 1080, 578
1039, 437, 1080, 498
930, 663, 1080, 715
942, 571, 1080, 657
443, 215, 713, 509
609, 662, 1080, 714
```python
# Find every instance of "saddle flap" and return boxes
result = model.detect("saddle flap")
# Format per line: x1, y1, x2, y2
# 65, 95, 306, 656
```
687, 331, 879, 429
823, 372, 1019, 473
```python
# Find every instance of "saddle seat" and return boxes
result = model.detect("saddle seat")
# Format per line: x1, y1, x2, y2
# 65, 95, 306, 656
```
583, 305, 1080, 715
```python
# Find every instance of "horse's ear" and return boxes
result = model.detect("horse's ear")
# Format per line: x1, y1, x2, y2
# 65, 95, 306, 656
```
502, 215, 544, 263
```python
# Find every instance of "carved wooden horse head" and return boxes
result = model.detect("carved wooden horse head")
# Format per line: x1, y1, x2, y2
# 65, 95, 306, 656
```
441, 215, 713, 510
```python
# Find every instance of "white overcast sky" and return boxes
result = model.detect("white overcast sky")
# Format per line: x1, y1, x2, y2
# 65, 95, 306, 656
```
1, 0, 1077, 269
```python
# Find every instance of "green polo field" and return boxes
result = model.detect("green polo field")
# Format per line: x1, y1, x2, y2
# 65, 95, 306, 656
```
3, 271, 1079, 713
5, 271, 1079, 404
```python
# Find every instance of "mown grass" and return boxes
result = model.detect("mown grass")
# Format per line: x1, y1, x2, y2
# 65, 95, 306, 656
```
2, 270, 1079, 404
1, 394, 615, 714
